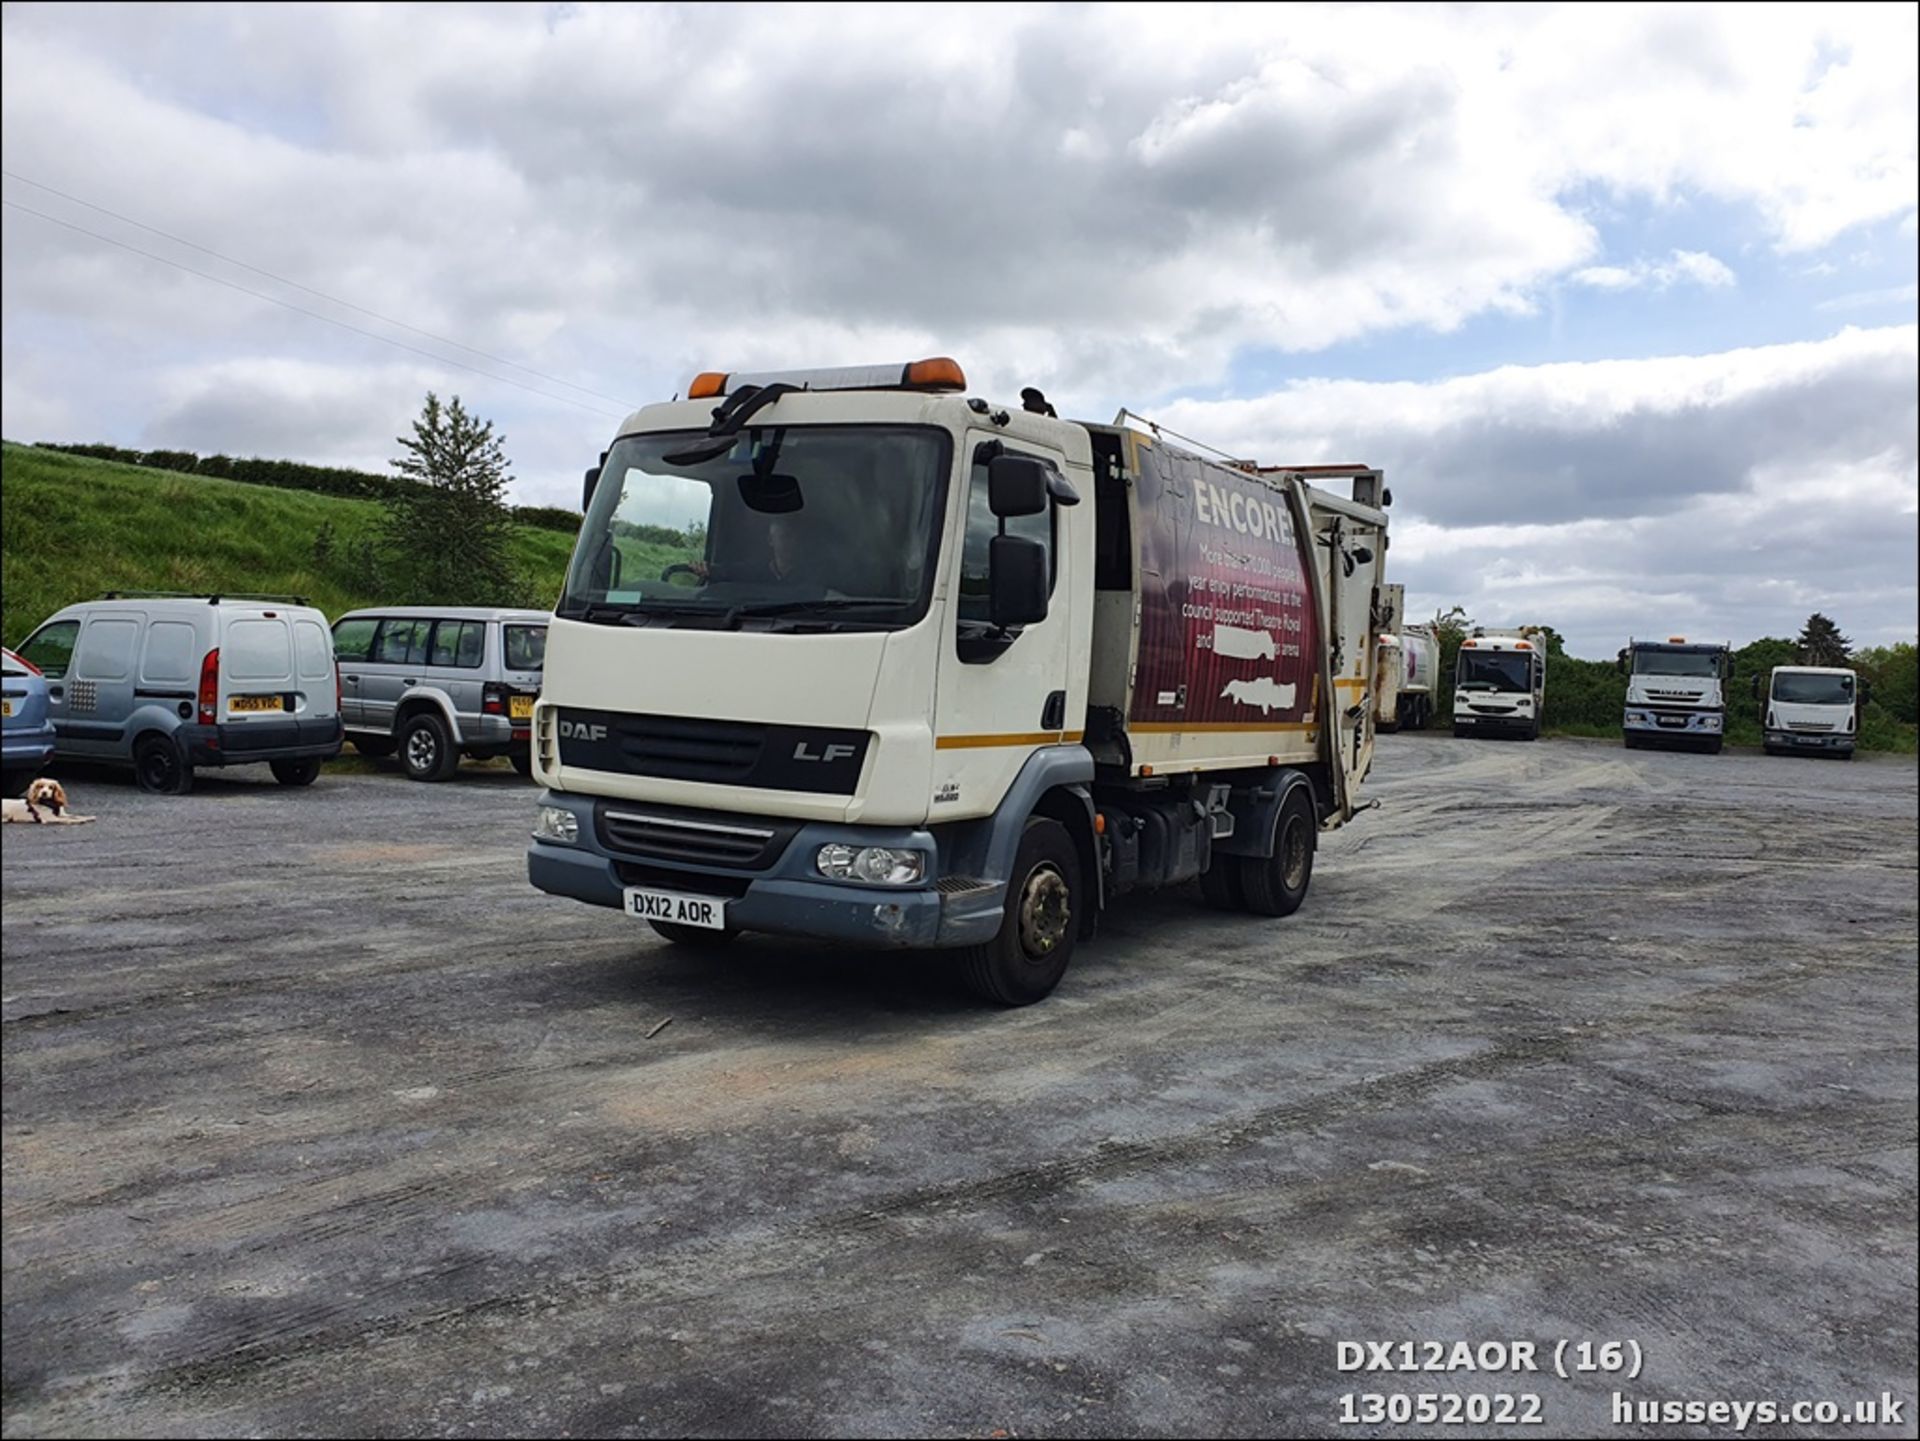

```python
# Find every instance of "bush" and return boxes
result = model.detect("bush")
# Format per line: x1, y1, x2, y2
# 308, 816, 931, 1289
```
511, 504, 582, 535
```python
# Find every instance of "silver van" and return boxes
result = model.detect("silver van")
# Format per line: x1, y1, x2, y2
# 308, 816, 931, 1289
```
331, 607, 546, 781
14, 592, 344, 794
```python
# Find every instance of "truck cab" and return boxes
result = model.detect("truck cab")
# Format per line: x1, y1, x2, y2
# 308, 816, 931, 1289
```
526, 359, 1388, 1004
1451, 628, 1546, 740
1621, 637, 1729, 753
1760, 666, 1863, 759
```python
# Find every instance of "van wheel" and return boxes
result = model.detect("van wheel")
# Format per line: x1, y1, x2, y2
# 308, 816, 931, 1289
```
401, 713, 458, 782
1239, 787, 1315, 917
649, 921, 740, 949
270, 757, 322, 786
1199, 857, 1245, 911
510, 749, 534, 777
958, 818, 1080, 1006
2, 770, 32, 800
353, 736, 396, 759
134, 735, 192, 795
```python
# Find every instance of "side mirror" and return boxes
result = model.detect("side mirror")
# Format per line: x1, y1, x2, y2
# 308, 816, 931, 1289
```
582, 466, 601, 512
1749, 675, 1761, 701
609, 546, 624, 590
1615, 656, 1625, 675
988, 453, 1049, 518
988, 535, 1048, 628
1859, 681, 1871, 706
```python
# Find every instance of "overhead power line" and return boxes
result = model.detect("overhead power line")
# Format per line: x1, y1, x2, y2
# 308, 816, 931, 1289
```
2, 193, 631, 422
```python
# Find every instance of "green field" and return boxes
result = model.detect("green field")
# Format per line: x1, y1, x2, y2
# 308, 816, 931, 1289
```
0, 442, 697, 644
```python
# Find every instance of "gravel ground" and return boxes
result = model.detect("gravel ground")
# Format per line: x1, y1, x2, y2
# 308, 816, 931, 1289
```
3, 736, 1915, 1438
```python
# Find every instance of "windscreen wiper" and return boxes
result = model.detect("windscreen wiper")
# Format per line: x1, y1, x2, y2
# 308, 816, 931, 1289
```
731, 598, 904, 617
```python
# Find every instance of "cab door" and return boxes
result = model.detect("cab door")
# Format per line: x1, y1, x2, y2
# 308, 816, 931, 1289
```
928, 434, 1081, 821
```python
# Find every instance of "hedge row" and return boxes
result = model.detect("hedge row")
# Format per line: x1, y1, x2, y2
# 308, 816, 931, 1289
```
34, 442, 583, 536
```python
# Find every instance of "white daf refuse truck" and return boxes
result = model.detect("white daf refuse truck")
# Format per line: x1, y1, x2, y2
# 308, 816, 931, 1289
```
1620, 636, 1729, 753
1452, 627, 1547, 740
1757, 665, 1866, 759
527, 358, 1389, 1004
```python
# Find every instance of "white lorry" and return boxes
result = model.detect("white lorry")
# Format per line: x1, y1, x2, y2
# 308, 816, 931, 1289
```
527, 358, 1389, 1004
1370, 584, 1437, 732
1757, 665, 1865, 759
1620, 636, 1729, 753
1452, 626, 1546, 740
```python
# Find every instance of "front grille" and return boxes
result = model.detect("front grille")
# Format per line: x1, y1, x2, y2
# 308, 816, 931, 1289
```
1788, 721, 1835, 733
596, 803, 798, 871
935, 876, 994, 895
556, 707, 870, 795
617, 714, 764, 782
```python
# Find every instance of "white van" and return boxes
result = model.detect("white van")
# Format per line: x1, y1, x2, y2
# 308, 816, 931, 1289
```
14, 592, 344, 794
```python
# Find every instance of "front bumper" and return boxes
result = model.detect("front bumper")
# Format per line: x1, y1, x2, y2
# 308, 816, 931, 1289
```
526, 793, 1007, 950
180, 717, 345, 767
1766, 729, 1853, 753
1455, 710, 1534, 734
1625, 709, 1723, 739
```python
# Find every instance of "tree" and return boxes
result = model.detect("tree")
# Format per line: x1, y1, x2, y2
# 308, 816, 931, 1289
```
384, 393, 518, 605
1796, 612, 1852, 668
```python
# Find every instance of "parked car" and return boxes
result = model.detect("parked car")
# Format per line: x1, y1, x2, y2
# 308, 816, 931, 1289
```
13, 592, 344, 794
2, 646, 58, 797
331, 607, 546, 781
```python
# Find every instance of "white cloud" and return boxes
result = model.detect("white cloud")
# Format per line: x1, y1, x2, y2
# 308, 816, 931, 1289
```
1571, 249, 1737, 292
1816, 282, 1920, 312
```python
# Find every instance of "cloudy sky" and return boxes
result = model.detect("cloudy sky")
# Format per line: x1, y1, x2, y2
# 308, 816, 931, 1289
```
2, 2, 1915, 654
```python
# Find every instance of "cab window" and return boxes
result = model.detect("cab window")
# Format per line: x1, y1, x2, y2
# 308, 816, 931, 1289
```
956, 451, 1056, 625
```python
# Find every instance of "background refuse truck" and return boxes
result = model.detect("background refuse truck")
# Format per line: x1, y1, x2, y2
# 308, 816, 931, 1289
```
527, 357, 1389, 1004
1757, 665, 1866, 759
1371, 583, 1438, 732
1620, 636, 1730, 753
1452, 626, 1547, 740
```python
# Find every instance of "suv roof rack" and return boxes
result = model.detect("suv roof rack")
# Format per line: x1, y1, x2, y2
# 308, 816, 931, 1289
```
100, 590, 311, 606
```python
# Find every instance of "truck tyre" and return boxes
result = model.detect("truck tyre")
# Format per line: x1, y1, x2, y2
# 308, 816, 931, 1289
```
958, 818, 1080, 1006
510, 749, 534, 777
353, 735, 397, 759
401, 712, 459, 782
134, 734, 192, 795
1238, 786, 1316, 917
2, 769, 32, 799
649, 920, 740, 949
1453, 724, 1469, 739
1705, 737, 1724, 756
1624, 733, 1643, 750
1199, 857, 1245, 911
270, 757, 322, 786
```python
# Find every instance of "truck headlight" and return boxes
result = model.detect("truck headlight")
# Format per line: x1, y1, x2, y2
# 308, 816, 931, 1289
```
534, 805, 579, 844
1703, 715, 1721, 730
816, 844, 925, 886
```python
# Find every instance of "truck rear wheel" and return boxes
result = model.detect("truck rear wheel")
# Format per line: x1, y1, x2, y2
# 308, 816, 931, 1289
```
1238, 787, 1315, 917
958, 818, 1080, 1006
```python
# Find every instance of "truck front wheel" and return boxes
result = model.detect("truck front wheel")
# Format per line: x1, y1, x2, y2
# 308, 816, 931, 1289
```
959, 818, 1080, 1006
1238, 786, 1316, 917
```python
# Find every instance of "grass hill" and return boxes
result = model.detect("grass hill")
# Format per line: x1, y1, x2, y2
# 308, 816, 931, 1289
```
0, 442, 694, 644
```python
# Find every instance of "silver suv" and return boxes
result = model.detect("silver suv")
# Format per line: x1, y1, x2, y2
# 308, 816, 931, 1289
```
332, 608, 546, 781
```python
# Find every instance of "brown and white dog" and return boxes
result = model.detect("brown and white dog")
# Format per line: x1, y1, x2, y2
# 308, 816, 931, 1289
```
1, 778, 95, 825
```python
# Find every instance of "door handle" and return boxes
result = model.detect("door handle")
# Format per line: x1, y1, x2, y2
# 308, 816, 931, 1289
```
345, 675, 360, 685
403, 678, 417, 687
48, 686, 63, 699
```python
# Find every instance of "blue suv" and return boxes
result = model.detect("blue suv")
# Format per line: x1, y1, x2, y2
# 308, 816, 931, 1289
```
3, 646, 58, 797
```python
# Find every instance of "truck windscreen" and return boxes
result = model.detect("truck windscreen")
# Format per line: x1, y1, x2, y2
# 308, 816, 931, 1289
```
1772, 673, 1854, 705
1457, 651, 1532, 693
559, 425, 951, 628
1633, 649, 1721, 677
